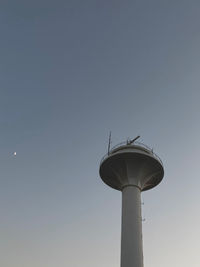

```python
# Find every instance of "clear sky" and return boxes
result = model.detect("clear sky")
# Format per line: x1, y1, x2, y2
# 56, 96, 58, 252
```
1, 1, 200, 266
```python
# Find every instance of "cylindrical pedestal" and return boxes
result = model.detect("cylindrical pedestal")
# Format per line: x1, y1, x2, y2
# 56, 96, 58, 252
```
121, 186, 143, 267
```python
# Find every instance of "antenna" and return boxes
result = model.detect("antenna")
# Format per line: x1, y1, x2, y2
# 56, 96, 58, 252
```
127, 135, 140, 145
107, 131, 112, 155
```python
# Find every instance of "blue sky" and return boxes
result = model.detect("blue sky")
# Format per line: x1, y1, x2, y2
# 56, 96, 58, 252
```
1, 1, 200, 266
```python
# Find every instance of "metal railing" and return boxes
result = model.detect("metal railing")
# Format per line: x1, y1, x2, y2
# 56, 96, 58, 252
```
100, 141, 163, 165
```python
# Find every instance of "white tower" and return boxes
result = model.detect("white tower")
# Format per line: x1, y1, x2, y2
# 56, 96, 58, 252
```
99, 138, 164, 267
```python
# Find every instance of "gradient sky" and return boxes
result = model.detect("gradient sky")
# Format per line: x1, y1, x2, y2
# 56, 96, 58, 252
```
1, 1, 200, 266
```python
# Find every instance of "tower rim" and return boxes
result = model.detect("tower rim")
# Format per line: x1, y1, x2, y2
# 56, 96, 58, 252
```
100, 141, 163, 167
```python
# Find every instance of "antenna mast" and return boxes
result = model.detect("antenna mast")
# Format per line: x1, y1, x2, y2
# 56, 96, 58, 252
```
127, 135, 140, 145
107, 131, 112, 155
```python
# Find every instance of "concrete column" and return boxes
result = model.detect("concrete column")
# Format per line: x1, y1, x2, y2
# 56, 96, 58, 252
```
121, 186, 143, 267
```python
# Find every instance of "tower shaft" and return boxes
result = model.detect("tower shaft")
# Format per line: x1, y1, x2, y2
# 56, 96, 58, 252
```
121, 186, 143, 267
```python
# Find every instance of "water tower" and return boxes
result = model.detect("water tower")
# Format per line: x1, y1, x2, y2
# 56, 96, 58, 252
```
99, 137, 164, 267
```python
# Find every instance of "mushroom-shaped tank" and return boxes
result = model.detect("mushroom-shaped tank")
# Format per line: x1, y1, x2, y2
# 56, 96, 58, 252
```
99, 143, 164, 191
